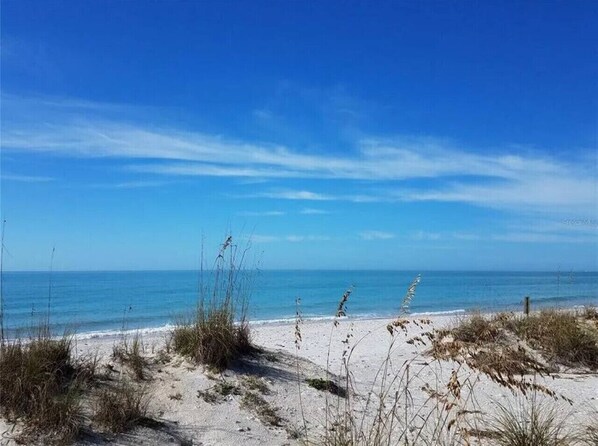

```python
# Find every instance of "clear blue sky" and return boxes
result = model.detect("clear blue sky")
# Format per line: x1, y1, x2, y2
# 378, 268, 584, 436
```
1, 0, 597, 271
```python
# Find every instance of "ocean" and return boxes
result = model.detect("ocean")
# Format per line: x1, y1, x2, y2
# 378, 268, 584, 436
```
2, 270, 597, 338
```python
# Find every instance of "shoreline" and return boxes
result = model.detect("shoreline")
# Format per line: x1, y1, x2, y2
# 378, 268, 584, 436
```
7, 303, 596, 343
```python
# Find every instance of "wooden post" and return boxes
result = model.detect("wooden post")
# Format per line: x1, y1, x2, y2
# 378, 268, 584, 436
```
524, 296, 530, 316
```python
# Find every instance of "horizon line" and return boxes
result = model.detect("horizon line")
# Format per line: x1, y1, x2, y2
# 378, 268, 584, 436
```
3, 268, 597, 274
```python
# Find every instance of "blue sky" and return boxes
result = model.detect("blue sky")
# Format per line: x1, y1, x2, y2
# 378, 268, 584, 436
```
1, 0, 597, 271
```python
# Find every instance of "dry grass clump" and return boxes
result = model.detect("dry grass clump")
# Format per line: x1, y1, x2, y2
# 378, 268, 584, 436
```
489, 398, 571, 446
431, 309, 598, 377
197, 380, 242, 403
451, 312, 505, 343
506, 310, 598, 370
305, 378, 346, 398
112, 332, 146, 380
93, 380, 149, 433
195, 375, 282, 426
173, 310, 252, 371
430, 314, 551, 393
578, 418, 598, 446
291, 285, 594, 444
296, 275, 481, 446
581, 305, 598, 322
0, 332, 93, 444
172, 236, 254, 371
241, 391, 284, 426
241, 375, 270, 394
467, 347, 544, 378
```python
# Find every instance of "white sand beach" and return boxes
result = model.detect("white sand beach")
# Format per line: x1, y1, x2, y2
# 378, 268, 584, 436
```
3, 313, 595, 445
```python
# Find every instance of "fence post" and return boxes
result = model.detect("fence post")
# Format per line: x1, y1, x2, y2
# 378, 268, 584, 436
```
524, 296, 530, 316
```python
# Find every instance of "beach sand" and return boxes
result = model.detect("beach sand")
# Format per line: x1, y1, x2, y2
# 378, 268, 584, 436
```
1, 314, 597, 445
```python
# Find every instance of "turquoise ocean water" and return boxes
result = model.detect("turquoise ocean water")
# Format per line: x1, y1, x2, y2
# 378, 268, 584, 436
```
2, 270, 597, 338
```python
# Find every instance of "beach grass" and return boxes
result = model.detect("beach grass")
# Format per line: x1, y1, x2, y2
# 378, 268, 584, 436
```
240, 391, 284, 427
293, 275, 598, 446
295, 275, 481, 446
490, 398, 571, 446
0, 322, 155, 443
112, 331, 147, 380
172, 235, 254, 371
505, 309, 598, 370
0, 328, 92, 444
432, 309, 598, 374
93, 379, 149, 433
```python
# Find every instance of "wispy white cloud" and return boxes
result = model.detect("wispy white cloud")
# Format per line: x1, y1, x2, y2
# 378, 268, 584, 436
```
394, 174, 597, 215
128, 162, 307, 179
359, 230, 395, 240
249, 189, 381, 203
1, 173, 54, 182
2, 94, 596, 217
252, 190, 335, 201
